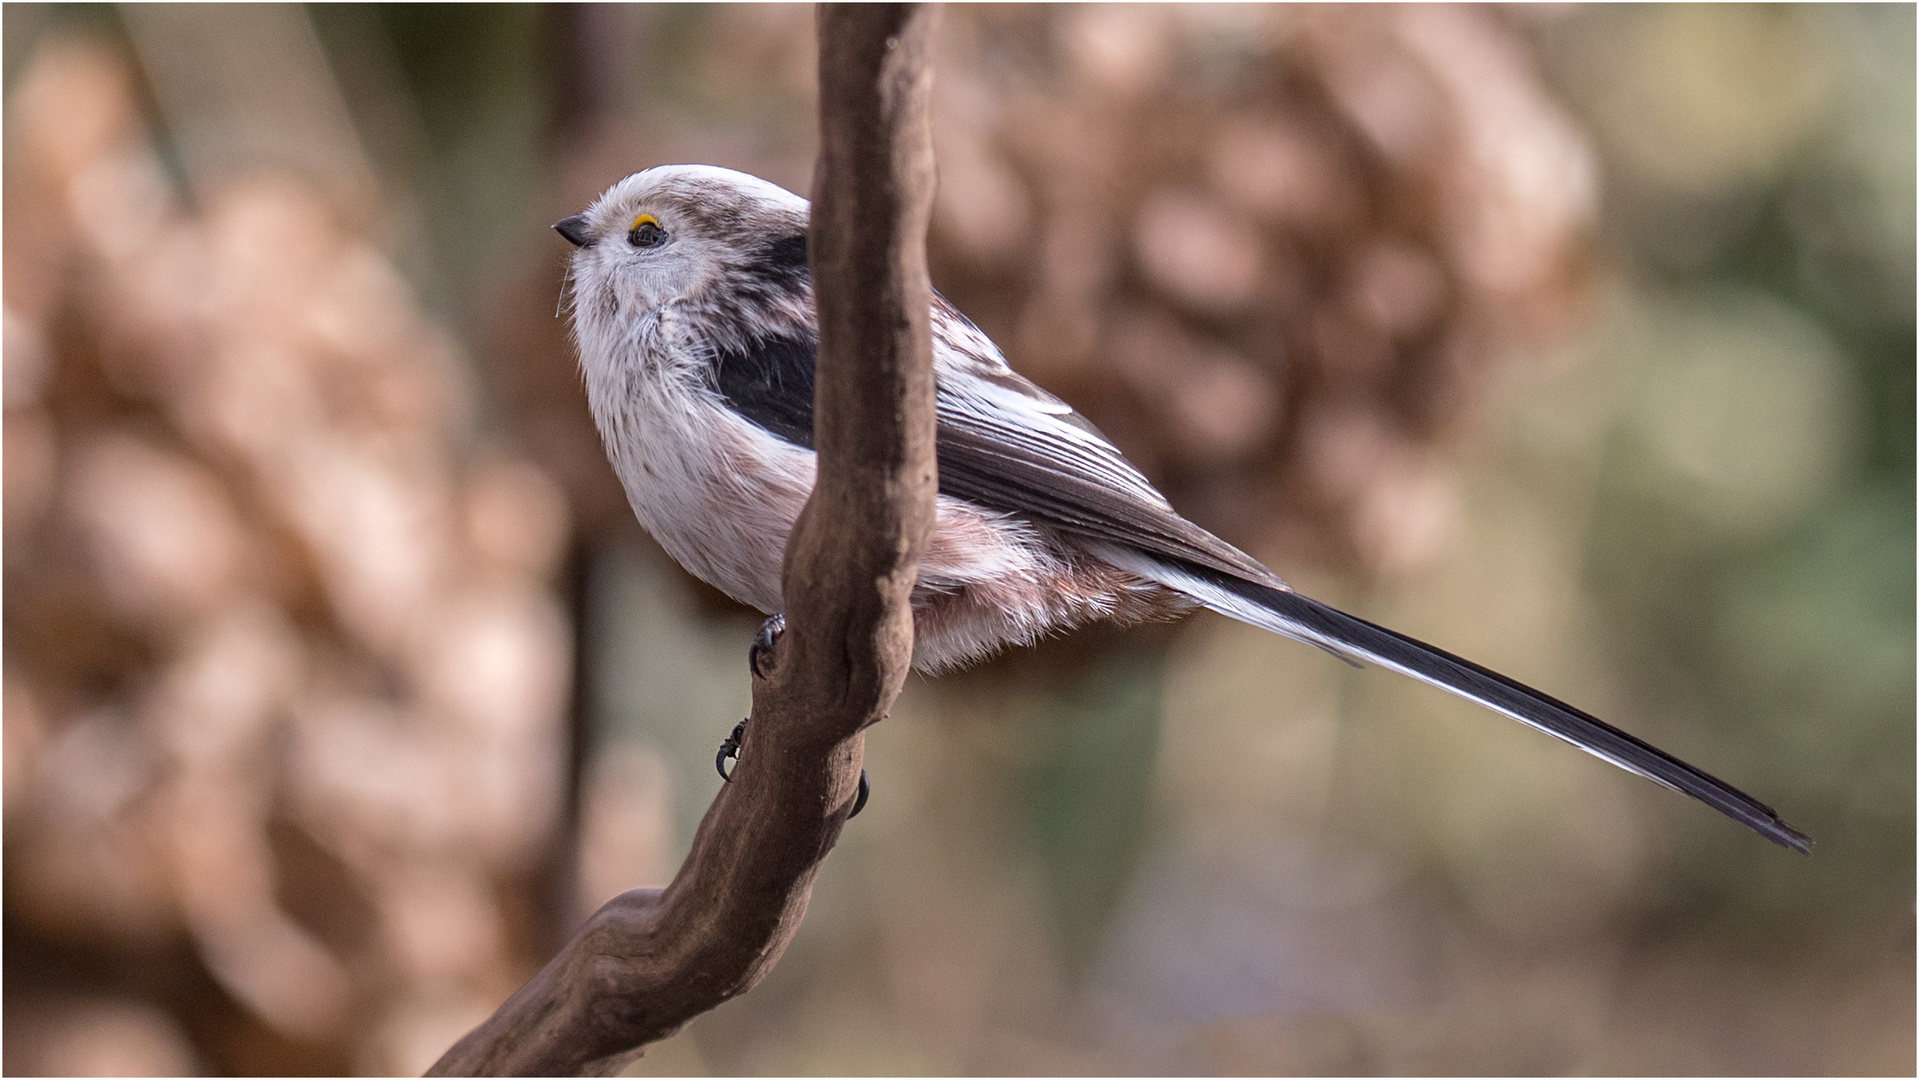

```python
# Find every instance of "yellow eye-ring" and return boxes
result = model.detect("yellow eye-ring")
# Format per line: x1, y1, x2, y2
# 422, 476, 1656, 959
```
628, 213, 667, 249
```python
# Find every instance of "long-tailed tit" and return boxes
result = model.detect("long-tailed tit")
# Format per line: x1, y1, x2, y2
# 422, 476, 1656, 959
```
555, 164, 1808, 852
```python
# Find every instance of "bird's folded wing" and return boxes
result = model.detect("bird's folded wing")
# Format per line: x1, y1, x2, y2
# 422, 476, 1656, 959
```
928, 302, 1284, 587
710, 300, 1284, 586
931, 406, 1283, 585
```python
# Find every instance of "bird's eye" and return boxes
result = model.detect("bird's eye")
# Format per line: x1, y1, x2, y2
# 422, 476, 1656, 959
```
629, 214, 667, 249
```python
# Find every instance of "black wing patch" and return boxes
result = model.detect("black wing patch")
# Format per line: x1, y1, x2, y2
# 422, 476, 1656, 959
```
712, 331, 818, 449
706, 328, 1273, 583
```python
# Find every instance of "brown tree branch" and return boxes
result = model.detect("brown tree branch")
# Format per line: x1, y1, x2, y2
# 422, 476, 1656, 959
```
425, 5, 939, 1076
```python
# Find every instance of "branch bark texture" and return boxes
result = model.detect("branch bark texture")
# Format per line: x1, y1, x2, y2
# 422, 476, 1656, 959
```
427, 5, 938, 1075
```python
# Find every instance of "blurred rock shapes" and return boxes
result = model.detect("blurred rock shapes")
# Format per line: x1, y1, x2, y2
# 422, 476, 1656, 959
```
926, 5, 1597, 574
4, 36, 571, 1076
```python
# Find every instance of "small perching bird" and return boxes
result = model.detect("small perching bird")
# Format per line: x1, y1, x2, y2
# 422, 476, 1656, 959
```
555, 164, 1809, 853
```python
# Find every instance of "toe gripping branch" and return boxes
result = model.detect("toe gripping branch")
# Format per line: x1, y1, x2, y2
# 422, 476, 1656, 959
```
716, 718, 869, 818
715, 719, 749, 783
725, 614, 868, 817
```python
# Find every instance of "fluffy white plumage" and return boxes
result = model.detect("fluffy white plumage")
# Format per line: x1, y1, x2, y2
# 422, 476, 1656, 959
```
562, 165, 1186, 673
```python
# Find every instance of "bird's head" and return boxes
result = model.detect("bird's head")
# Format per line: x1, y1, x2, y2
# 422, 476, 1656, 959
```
556, 165, 813, 334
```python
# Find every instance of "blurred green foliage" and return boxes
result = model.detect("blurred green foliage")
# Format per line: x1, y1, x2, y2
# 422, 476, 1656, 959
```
1017, 649, 1165, 971
1540, 2, 1914, 942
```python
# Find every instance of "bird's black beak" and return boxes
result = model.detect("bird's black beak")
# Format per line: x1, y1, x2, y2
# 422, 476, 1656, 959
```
554, 214, 592, 247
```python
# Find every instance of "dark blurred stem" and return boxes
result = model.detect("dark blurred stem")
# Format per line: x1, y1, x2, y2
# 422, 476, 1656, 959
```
531, 0, 644, 954
543, 4, 650, 146
531, 537, 594, 954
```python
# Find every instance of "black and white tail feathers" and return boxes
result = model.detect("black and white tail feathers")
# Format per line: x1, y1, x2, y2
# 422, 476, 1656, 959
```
1099, 545, 1813, 854
925, 315, 1812, 853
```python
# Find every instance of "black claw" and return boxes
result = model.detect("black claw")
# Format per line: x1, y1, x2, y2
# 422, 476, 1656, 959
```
718, 704, 866, 820
716, 718, 748, 782
749, 614, 786, 680
849, 769, 869, 818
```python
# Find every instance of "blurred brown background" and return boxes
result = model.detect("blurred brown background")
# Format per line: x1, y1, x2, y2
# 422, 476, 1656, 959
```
4, 4, 1912, 1075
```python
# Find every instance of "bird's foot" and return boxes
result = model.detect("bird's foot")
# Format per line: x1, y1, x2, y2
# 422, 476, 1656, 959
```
715, 718, 748, 781
729, 614, 866, 815
749, 613, 785, 680
714, 714, 868, 819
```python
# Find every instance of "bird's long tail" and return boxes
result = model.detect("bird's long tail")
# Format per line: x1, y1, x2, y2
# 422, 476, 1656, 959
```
1096, 546, 1812, 853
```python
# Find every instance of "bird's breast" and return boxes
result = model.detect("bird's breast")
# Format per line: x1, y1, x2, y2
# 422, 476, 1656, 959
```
585, 347, 813, 614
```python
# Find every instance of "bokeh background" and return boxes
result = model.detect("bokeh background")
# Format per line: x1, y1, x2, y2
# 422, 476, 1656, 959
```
3, 4, 1911, 1075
